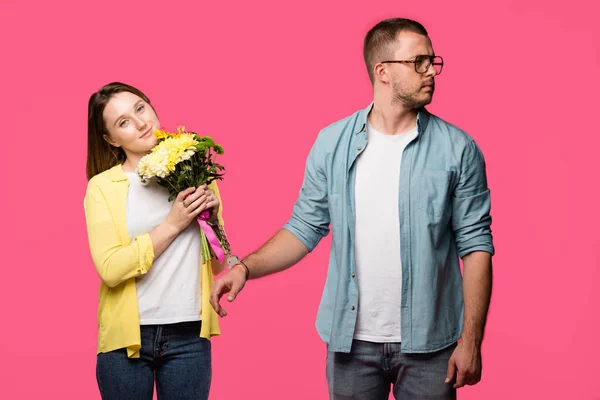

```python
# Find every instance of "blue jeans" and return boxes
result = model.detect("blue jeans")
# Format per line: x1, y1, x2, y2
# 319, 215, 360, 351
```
326, 340, 457, 400
96, 321, 211, 400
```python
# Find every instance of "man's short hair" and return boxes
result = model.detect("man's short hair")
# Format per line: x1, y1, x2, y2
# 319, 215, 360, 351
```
363, 18, 429, 84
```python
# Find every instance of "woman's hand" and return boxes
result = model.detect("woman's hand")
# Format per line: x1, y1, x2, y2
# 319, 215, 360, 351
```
196, 185, 220, 220
164, 186, 209, 233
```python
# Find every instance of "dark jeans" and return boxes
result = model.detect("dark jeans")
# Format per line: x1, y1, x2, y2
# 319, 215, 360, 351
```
96, 321, 211, 400
326, 340, 457, 400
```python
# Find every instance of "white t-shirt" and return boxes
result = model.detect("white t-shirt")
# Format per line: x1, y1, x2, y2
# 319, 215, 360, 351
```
353, 122, 418, 342
125, 172, 202, 325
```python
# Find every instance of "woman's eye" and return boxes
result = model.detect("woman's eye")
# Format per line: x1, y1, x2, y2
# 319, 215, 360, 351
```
137, 104, 145, 112
120, 120, 128, 127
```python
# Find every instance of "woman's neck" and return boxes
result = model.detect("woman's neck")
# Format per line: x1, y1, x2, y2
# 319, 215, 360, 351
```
121, 153, 145, 173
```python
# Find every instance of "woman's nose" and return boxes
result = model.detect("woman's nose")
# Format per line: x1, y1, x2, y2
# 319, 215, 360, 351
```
134, 117, 147, 130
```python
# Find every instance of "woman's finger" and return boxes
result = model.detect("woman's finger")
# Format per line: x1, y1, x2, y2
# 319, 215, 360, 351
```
188, 195, 207, 213
178, 187, 196, 205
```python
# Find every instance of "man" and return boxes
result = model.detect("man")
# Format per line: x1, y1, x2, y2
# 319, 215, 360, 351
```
212, 18, 494, 399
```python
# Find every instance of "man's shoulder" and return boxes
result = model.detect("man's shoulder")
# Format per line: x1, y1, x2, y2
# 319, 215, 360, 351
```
425, 111, 488, 164
314, 106, 367, 147
322, 107, 365, 134
427, 111, 477, 146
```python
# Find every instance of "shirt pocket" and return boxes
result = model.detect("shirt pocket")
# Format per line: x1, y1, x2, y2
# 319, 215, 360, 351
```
418, 170, 454, 218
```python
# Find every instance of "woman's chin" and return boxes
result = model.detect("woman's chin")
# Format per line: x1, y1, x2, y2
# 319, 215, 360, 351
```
140, 136, 158, 149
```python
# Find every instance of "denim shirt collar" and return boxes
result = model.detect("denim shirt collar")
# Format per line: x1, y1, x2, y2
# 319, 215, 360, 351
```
354, 102, 431, 136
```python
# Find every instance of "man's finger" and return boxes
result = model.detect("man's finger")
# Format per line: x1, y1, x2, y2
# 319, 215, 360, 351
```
209, 295, 220, 314
467, 372, 480, 386
210, 281, 226, 313
454, 370, 466, 389
227, 281, 243, 302
445, 357, 456, 384
211, 279, 232, 317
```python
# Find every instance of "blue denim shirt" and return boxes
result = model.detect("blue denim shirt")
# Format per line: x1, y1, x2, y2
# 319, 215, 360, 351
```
283, 103, 495, 353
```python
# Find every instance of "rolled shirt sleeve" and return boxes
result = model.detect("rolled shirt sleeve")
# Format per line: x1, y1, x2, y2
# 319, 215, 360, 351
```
451, 140, 495, 258
283, 133, 331, 252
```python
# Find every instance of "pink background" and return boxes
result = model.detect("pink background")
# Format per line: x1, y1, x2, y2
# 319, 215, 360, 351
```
1, 0, 599, 398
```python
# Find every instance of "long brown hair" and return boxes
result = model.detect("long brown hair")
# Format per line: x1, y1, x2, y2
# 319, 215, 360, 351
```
86, 82, 156, 180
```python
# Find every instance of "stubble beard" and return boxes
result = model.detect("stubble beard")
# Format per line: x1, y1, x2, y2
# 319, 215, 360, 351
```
392, 80, 434, 110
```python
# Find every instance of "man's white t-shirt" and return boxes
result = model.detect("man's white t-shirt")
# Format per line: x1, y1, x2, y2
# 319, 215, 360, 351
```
353, 122, 418, 342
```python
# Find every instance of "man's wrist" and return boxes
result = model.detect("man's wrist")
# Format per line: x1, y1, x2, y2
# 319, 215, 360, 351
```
233, 263, 250, 280
227, 255, 250, 280
460, 332, 483, 348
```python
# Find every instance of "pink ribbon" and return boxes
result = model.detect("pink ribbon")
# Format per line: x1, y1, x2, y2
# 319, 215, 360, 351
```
184, 193, 226, 262
198, 210, 226, 262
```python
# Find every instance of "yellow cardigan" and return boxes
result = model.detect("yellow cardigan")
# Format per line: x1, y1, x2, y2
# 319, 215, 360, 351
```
83, 164, 221, 358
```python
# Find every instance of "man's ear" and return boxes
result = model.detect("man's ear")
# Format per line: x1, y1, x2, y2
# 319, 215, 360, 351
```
374, 62, 390, 84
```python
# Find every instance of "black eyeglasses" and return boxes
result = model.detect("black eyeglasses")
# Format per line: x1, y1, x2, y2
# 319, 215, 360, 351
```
381, 55, 444, 75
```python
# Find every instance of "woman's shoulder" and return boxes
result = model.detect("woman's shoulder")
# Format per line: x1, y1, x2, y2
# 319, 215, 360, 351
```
87, 165, 125, 192
88, 169, 110, 184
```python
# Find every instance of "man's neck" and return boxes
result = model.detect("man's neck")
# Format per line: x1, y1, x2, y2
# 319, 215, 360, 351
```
368, 97, 418, 135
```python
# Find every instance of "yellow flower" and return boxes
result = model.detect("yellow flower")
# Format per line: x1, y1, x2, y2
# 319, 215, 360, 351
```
153, 129, 171, 140
162, 135, 196, 157
153, 126, 190, 140
136, 133, 199, 182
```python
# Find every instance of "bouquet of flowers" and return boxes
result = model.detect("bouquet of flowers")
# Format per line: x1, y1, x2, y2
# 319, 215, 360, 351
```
137, 126, 231, 262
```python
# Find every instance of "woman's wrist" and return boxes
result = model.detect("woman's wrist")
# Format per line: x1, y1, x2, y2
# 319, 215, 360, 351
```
161, 220, 181, 237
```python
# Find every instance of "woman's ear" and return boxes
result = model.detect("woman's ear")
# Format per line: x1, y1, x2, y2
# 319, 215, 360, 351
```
103, 133, 121, 148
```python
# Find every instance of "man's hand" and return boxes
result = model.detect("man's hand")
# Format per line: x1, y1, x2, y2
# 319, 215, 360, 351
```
445, 341, 482, 388
210, 264, 247, 317
209, 229, 309, 317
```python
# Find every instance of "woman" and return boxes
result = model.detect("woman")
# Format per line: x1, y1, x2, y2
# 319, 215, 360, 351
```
84, 82, 224, 399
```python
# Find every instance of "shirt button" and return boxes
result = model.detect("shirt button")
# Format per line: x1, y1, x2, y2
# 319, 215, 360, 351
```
351, 273, 356, 278
350, 306, 355, 311
357, 146, 362, 151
